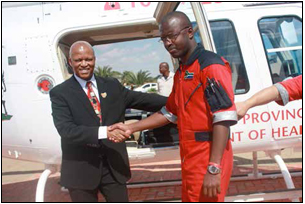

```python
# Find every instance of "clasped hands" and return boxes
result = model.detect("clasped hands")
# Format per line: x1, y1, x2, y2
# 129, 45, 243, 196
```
107, 122, 133, 143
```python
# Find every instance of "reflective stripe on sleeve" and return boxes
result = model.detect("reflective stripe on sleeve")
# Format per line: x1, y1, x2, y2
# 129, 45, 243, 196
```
274, 83, 289, 106
160, 106, 177, 124
213, 111, 238, 125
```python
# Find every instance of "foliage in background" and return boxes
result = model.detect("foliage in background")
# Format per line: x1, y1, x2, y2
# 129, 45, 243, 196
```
94, 65, 122, 78
147, 88, 158, 93
95, 66, 156, 87
94, 65, 158, 89
126, 70, 155, 86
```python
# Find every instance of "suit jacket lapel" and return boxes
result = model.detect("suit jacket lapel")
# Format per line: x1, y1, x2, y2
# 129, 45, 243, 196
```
96, 76, 107, 118
68, 76, 99, 122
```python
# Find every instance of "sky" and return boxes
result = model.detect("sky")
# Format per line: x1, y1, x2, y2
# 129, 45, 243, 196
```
93, 38, 173, 78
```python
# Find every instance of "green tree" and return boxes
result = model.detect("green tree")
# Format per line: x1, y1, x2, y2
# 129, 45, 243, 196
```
120, 70, 154, 86
120, 71, 134, 85
147, 88, 158, 93
132, 70, 155, 86
94, 65, 121, 79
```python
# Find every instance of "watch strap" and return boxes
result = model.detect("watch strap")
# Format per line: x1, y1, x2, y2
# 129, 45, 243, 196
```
208, 162, 222, 169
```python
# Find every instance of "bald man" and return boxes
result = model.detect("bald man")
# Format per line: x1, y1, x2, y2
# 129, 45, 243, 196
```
157, 62, 174, 97
110, 11, 237, 202
50, 41, 167, 202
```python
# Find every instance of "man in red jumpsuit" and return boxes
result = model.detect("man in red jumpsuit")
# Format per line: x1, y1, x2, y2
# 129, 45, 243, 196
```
110, 11, 238, 202
236, 75, 302, 119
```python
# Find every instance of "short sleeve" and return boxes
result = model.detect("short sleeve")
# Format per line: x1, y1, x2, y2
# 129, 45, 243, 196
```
275, 75, 302, 106
201, 61, 237, 125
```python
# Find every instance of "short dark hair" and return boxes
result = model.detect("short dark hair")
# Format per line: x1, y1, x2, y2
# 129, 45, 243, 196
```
160, 62, 169, 68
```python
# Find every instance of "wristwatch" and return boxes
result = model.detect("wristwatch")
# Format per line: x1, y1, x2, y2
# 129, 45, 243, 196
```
207, 162, 221, 175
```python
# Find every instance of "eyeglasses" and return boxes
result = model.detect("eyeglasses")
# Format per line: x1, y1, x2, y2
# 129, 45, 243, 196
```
159, 26, 190, 43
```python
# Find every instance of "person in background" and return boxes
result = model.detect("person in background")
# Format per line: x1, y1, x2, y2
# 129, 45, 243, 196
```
110, 11, 237, 202
236, 75, 302, 120
157, 62, 174, 97
50, 41, 167, 202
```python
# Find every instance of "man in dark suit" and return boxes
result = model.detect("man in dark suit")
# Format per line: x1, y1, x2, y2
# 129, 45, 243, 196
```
50, 41, 167, 202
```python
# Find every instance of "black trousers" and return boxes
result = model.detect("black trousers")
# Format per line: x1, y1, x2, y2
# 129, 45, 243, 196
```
68, 158, 129, 202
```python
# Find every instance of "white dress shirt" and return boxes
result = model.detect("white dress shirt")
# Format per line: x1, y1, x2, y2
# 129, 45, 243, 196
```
74, 74, 107, 139
157, 71, 174, 97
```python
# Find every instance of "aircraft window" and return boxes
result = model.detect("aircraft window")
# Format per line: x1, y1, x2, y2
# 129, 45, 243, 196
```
259, 16, 302, 83
210, 20, 249, 95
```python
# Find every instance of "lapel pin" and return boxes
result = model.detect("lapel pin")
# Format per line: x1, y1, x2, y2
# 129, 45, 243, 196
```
101, 92, 107, 98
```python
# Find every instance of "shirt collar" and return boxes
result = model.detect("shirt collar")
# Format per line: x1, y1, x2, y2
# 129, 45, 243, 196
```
74, 74, 97, 89
181, 43, 204, 66
162, 71, 174, 80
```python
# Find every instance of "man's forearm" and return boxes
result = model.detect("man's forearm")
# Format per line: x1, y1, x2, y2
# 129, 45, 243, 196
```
209, 121, 230, 164
129, 111, 170, 133
246, 85, 281, 110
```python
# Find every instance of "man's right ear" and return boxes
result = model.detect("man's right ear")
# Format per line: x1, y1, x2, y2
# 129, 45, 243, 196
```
68, 58, 72, 67
67, 58, 74, 73
187, 27, 194, 39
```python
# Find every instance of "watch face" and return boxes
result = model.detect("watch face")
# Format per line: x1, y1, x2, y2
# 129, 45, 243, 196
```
208, 165, 220, 175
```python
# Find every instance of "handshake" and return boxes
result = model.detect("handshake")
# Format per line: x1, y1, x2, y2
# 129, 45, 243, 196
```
107, 122, 134, 143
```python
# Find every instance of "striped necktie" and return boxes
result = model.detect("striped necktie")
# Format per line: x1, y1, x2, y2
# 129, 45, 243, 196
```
86, 81, 102, 124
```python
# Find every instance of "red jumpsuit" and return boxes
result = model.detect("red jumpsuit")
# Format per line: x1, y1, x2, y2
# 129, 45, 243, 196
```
161, 44, 237, 202
274, 75, 302, 106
